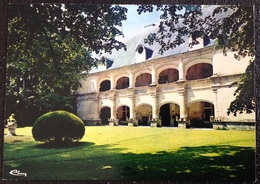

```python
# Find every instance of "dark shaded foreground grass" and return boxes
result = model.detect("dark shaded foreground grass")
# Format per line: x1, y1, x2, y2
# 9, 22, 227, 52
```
3, 141, 255, 182
3, 126, 255, 182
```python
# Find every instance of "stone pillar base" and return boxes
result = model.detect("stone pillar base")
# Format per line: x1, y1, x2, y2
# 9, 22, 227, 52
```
150, 121, 157, 127
150, 120, 162, 127
178, 121, 186, 129
128, 122, 134, 127
8, 129, 16, 136
108, 119, 119, 126
109, 122, 115, 126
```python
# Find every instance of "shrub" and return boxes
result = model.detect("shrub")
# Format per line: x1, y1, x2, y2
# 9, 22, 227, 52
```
32, 110, 85, 143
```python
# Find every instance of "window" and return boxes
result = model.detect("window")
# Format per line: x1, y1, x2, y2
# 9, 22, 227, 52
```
158, 69, 179, 84
116, 77, 129, 89
186, 63, 213, 80
135, 73, 152, 87
138, 46, 144, 54
100, 80, 111, 92
121, 106, 130, 120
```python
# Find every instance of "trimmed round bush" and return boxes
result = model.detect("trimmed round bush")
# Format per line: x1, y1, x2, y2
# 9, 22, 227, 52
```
32, 110, 85, 143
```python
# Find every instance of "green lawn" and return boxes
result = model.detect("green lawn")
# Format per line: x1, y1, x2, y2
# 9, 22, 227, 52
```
3, 126, 256, 182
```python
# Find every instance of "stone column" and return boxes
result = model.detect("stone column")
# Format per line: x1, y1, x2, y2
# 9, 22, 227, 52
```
95, 94, 102, 125
178, 59, 185, 81
151, 93, 158, 119
110, 75, 115, 90
129, 95, 135, 119
151, 65, 157, 85
92, 79, 98, 92
128, 71, 134, 88
178, 89, 187, 120
212, 87, 218, 120
110, 92, 116, 119
96, 94, 100, 119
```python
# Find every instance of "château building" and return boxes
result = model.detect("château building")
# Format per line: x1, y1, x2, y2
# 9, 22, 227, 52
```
76, 6, 255, 127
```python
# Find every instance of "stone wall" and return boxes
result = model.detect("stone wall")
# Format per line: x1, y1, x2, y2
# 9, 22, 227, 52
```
212, 122, 255, 130
83, 119, 102, 126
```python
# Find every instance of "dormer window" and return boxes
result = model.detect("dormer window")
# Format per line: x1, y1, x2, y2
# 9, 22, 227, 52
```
189, 31, 211, 51
100, 56, 114, 69
136, 45, 153, 63
138, 46, 144, 54
191, 31, 203, 41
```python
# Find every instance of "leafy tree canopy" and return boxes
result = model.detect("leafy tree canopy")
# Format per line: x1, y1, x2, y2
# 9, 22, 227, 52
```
137, 5, 254, 116
6, 4, 127, 124
227, 60, 254, 116
6, 4, 255, 125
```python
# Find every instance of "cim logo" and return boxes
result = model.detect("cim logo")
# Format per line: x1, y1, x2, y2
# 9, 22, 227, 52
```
9, 169, 27, 177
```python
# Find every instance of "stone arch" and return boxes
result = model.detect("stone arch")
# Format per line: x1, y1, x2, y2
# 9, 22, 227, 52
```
186, 63, 213, 80
159, 101, 180, 108
188, 99, 214, 105
133, 69, 152, 78
159, 103, 180, 127
136, 104, 152, 126
114, 73, 129, 82
97, 76, 110, 85
187, 100, 214, 128
111, 73, 129, 90
116, 105, 130, 123
158, 68, 179, 84
135, 73, 152, 87
157, 65, 179, 75
99, 80, 111, 92
116, 76, 129, 89
100, 106, 111, 125
184, 59, 212, 73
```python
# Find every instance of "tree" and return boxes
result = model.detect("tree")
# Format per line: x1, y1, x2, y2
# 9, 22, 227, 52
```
137, 5, 254, 116
6, 4, 127, 125
227, 61, 254, 116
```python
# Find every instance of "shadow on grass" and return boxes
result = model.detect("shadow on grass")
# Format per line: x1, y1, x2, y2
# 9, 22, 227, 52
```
35, 141, 95, 149
120, 145, 255, 182
4, 134, 34, 144
3, 141, 96, 163
3, 143, 255, 182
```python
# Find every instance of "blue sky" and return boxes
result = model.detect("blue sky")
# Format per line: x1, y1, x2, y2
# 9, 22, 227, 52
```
118, 5, 162, 39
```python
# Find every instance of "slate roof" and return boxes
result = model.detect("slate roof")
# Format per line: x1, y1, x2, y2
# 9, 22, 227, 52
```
90, 5, 231, 73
